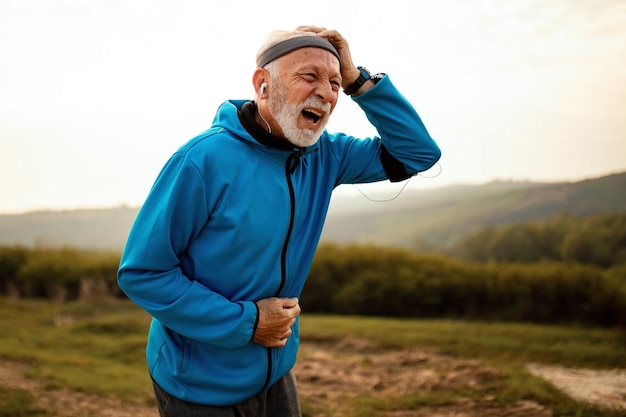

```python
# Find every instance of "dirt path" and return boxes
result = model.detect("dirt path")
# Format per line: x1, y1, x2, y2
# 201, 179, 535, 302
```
527, 363, 626, 411
295, 338, 552, 417
1, 340, 624, 416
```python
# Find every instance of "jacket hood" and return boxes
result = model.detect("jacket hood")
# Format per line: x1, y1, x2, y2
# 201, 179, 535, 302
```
211, 99, 321, 156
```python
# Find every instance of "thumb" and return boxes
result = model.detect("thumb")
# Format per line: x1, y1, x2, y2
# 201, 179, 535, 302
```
281, 297, 299, 308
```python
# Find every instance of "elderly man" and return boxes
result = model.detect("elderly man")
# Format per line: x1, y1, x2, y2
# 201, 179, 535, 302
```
118, 26, 441, 416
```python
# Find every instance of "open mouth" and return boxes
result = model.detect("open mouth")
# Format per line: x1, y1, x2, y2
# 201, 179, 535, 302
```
302, 108, 323, 124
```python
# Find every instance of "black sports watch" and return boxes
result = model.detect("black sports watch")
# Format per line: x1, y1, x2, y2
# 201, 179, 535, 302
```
343, 66, 371, 95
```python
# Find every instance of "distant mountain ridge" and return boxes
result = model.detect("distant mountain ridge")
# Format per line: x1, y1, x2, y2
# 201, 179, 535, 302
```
0, 205, 138, 250
1, 172, 625, 251
322, 171, 626, 249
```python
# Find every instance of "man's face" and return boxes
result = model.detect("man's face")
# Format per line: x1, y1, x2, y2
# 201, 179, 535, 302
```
267, 48, 341, 147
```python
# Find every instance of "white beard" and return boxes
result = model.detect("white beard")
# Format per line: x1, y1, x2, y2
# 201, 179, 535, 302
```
268, 82, 331, 148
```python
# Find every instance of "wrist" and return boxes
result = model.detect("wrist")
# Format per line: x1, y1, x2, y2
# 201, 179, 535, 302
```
343, 66, 371, 95
342, 68, 362, 87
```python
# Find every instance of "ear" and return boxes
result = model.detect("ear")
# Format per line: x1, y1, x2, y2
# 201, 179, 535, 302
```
252, 68, 269, 98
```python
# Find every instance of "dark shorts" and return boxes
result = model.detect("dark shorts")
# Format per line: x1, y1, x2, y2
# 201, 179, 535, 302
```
152, 371, 301, 417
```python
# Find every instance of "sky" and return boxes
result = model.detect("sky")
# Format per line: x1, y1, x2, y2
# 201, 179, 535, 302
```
1, 0, 625, 214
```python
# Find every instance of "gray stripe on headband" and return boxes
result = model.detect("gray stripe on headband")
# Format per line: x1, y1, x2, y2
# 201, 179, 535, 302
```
257, 36, 341, 68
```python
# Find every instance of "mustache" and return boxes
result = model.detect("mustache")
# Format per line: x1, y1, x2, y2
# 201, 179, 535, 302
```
300, 96, 331, 114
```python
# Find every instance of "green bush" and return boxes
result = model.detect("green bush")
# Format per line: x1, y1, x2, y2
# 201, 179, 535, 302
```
0, 246, 121, 300
0, 246, 28, 290
2, 242, 625, 327
453, 212, 626, 267
302, 243, 625, 327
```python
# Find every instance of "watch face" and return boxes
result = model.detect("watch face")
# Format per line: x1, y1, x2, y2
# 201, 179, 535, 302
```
370, 73, 385, 84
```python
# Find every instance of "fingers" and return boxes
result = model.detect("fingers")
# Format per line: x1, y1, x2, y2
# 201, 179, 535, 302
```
304, 28, 345, 47
283, 299, 301, 319
280, 297, 300, 310
296, 26, 342, 44
296, 25, 326, 33
258, 327, 292, 348
296, 26, 358, 81
296, 26, 345, 49
275, 326, 294, 347
253, 297, 301, 348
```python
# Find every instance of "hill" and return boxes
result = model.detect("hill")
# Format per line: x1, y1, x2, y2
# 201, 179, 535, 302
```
1, 172, 625, 251
322, 171, 626, 249
0, 205, 138, 250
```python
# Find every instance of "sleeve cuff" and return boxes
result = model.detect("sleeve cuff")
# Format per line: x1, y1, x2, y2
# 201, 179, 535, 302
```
380, 145, 412, 182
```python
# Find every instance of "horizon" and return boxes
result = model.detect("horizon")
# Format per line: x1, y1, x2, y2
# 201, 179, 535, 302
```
1, 169, 623, 216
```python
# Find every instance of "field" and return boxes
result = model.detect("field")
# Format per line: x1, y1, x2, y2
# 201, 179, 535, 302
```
0, 298, 624, 417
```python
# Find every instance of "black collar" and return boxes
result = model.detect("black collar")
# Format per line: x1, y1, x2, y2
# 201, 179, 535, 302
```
238, 101, 297, 151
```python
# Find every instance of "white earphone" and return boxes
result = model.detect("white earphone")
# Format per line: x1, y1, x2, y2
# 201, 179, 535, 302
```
260, 83, 268, 96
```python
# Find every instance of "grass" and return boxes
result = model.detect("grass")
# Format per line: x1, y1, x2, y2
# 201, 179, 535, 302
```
0, 298, 154, 404
0, 298, 624, 416
0, 386, 49, 417
300, 315, 626, 416
300, 315, 626, 369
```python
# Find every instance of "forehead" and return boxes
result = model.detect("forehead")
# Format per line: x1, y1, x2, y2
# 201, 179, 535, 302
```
281, 47, 341, 76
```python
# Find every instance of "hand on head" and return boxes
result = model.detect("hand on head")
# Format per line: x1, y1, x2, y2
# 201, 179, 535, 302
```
296, 25, 361, 89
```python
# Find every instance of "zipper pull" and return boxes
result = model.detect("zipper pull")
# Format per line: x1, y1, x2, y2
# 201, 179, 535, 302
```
288, 148, 305, 174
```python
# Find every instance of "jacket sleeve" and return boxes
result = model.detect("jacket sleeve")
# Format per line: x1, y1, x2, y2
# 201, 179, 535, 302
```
332, 74, 441, 184
117, 152, 258, 349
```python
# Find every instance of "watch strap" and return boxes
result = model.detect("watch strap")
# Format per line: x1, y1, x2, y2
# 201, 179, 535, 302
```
343, 66, 371, 95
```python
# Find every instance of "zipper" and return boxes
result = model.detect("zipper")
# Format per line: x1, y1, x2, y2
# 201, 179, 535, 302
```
260, 149, 302, 393
261, 348, 272, 393
275, 149, 301, 296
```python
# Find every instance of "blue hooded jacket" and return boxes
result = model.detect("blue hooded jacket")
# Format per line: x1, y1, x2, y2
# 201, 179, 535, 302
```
117, 75, 441, 406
